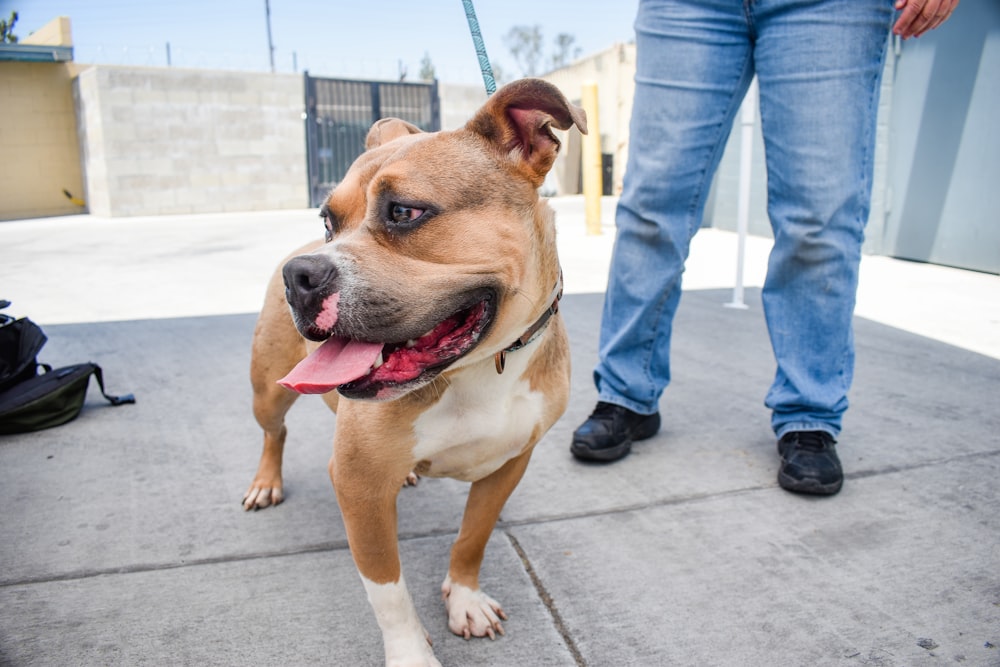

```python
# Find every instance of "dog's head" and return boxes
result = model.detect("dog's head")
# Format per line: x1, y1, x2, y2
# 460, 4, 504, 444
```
280, 78, 587, 400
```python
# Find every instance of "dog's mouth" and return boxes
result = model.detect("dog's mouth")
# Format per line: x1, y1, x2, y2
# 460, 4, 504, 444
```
279, 293, 496, 400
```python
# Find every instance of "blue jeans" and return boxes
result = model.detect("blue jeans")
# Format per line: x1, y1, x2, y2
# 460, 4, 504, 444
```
595, 0, 895, 437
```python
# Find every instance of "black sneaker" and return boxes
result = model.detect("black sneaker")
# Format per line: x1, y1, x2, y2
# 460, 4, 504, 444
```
777, 431, 843, 495
570, 401, 661, 463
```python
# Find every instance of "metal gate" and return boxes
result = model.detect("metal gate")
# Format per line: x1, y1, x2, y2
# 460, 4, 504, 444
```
304, 74, 440, 207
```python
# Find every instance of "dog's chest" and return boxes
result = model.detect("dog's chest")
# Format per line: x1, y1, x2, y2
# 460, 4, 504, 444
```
411, 352, 544, 482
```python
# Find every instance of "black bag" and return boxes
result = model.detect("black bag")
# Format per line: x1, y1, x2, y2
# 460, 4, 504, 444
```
0, 305, 47, 394
0, 300, 135, 435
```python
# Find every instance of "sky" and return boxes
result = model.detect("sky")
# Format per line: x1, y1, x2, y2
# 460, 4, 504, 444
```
4, 0, 640, 86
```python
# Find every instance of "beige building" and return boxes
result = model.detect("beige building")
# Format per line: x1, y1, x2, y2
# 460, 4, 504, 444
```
0, 17, 86, 220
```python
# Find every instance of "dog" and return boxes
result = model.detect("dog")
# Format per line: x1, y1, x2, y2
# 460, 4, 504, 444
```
242, 78, 586, 666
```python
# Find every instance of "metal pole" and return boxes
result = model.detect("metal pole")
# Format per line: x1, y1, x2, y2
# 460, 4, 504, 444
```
265, 0, 275, 73
581, 81, 602, 235
725, 76, 758, 310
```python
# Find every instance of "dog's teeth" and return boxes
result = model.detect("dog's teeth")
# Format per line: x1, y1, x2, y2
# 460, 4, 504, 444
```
372, 352, 384, 370
405, 339, 417, 348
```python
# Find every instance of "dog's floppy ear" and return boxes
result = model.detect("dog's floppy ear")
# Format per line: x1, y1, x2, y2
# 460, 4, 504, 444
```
366, 118, 423, 150
466, 78, 588, 187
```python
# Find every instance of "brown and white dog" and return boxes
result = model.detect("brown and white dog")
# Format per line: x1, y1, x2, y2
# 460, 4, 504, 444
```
243, 79, 586, 666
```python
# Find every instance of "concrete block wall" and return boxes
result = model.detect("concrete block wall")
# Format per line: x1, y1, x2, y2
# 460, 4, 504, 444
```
74, 66, 308, 217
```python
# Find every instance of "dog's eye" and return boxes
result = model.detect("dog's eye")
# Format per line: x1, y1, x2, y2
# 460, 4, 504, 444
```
319, 205, 337, 242
389, 203, 425, 227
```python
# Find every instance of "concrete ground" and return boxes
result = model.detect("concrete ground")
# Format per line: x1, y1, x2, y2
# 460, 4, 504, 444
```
1, 197, 998, 666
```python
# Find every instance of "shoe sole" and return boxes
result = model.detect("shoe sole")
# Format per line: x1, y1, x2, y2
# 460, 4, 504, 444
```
777, 470, 843, 496
571, 438, 632, 462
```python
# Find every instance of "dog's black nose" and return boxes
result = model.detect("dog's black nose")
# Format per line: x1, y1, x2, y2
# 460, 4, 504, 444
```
283, 255, 338, 305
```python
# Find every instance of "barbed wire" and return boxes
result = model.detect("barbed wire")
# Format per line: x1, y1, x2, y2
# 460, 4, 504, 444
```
72, 43, 486, 85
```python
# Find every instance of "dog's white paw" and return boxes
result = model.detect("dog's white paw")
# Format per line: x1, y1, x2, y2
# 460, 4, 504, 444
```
403, 471, 420, 487
441, 576, 507, 640
242, 483, 283, 511
384, 628, 441, 667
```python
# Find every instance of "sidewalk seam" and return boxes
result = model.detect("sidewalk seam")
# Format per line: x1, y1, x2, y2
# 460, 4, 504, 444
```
505, 531, 587, 667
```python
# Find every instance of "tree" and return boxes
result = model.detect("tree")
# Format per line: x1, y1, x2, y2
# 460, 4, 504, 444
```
550, 33, 581, 70
419, 52, 436, 81
1, 11, 18, 44
504, 25, 581, 78
504, 24, 544, 77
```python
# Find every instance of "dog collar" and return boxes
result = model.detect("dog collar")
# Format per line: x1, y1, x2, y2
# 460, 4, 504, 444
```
494, 271, 563, 374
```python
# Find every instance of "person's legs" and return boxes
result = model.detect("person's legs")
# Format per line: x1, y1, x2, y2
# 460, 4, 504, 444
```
574, 0, 754, 461
753, 0, 895, 437
752, 0, 895, 492
595, 0, 755, 413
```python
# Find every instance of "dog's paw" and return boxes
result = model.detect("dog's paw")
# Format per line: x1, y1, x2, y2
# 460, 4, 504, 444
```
441, 576, 507, 640
403, 471, 420, 487
242, 482, 283, 511
385, 628, 441, 667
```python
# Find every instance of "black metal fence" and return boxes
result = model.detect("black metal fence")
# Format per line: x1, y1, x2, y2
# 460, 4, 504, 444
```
304, 74, 440, 207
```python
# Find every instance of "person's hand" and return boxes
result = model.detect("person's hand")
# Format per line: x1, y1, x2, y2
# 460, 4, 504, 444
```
893, 0, 959, 39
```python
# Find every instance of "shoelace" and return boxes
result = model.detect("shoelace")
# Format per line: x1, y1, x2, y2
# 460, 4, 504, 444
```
791, 431, 835, 452
591, 402, 624, 418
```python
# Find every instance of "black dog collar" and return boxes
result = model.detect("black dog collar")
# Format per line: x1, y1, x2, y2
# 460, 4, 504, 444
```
494, 272, 564, 374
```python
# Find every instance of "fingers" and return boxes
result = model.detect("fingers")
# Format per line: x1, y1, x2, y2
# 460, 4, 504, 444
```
893, 0, 959, 40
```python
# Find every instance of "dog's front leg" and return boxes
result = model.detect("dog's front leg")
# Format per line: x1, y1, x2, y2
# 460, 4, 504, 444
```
442, 447, 534, 640
330, 444, 440, 667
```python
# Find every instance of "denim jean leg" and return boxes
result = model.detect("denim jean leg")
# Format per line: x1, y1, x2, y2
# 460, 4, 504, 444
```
595, 0, 754, 415
751, 0, 896, 437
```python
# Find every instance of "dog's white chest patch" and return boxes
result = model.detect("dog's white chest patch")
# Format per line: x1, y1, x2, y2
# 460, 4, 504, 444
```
411, 351, 544, 481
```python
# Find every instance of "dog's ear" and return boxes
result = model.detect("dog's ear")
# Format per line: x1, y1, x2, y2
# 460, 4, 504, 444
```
366, 118, 423, 150
466, 78, 588, 187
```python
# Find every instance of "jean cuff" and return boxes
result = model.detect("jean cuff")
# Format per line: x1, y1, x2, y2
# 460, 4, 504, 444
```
775, 422, 840, 440
597, 393, 659, 417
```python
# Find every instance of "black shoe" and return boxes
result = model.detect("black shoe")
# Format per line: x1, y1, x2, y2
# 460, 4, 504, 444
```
570, 402, 661, 462
777, 431, 843, 496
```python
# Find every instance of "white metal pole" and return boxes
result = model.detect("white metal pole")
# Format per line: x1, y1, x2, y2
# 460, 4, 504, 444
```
726, 76, 758, 310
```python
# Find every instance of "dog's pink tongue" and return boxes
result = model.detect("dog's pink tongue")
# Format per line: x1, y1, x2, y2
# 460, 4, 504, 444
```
278, 337, 384, 394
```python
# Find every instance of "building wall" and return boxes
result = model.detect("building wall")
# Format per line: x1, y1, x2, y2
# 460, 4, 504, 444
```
438, 83, 488, 131
0, 60, 86, 220
543, 43, 636, 196
74, 66, 308, 217
882, 0, 999, 274
20, 15, 73, 48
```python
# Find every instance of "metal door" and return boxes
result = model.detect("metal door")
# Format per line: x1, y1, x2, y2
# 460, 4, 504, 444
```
304, 75, 440, 207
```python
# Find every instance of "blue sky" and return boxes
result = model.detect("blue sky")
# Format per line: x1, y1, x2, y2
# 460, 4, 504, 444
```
5, 0, 639, 85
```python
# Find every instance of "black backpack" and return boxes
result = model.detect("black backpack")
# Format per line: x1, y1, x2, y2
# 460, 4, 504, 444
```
0, 300, 135, 435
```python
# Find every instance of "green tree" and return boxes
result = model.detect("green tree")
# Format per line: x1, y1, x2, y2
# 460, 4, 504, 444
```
419, 51, 436, 81
0, 11, 18, 44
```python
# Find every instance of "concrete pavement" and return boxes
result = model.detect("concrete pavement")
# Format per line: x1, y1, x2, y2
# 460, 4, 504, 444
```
1, 197, 998, 666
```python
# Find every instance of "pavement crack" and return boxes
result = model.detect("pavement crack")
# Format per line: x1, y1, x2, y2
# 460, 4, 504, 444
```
505, 531, 587, 667
0, 540, 352, 588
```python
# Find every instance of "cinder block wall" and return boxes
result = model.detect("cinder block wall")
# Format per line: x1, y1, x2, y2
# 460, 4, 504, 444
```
0, 61, 86, 221
74, 66, 308, 217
